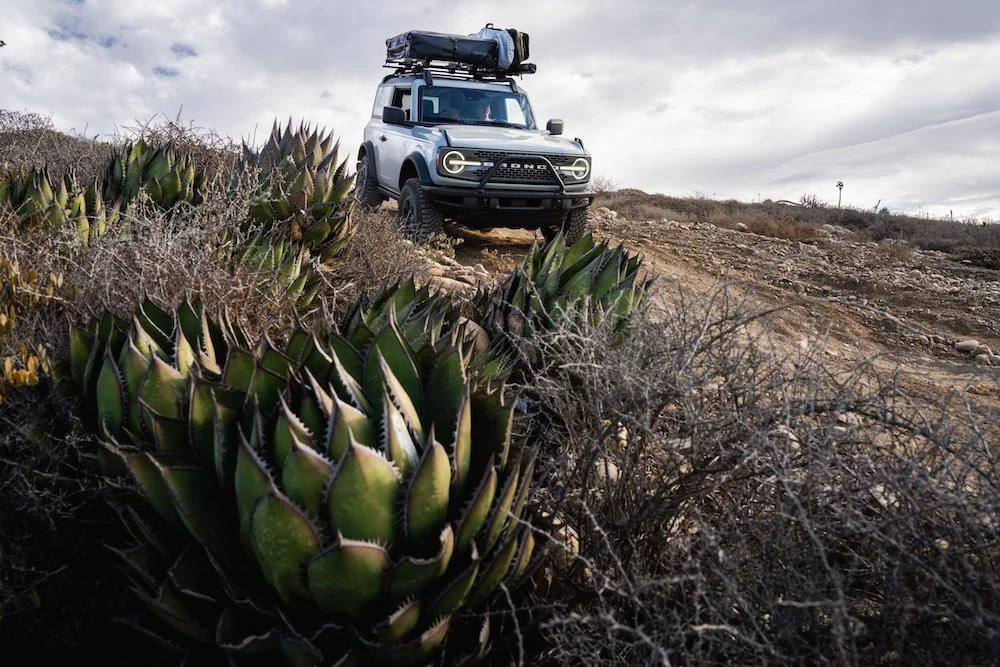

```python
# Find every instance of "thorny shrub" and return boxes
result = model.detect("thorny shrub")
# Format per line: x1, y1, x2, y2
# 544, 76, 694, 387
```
519, 283, 999, 665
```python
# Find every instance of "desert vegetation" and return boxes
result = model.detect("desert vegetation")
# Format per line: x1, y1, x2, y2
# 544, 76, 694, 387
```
1, 110, 998, 665
592, 183, 1000, 264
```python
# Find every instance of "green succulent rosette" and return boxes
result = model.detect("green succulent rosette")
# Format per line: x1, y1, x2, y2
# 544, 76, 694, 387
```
61, 285, 545, 665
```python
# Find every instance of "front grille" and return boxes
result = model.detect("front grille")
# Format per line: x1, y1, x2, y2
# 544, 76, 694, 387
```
465, 150, 580, 185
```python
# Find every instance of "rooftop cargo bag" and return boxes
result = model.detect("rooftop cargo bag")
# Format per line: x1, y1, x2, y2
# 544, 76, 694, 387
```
386, 31, 499, 69
475, 24, 530, 70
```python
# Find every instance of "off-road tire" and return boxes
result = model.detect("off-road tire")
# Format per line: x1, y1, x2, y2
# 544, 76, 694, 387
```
398, 178, 445, 242
543, 207, 592, 245
353, 157, 385, 210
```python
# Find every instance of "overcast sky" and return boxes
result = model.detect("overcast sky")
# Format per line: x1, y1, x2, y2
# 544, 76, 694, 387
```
2, 0, 999, 221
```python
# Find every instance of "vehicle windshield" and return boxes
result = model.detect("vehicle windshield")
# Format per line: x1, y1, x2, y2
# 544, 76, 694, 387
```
418, 85, 536, 129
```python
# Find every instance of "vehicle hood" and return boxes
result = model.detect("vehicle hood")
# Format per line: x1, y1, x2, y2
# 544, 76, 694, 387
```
439, 126, 586, 155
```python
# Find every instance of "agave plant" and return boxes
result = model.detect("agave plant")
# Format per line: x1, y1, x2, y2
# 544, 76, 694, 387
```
238, 119, 354, 262
61, 287, 544, 664
0, 166, 118, 244
102, 139, 208, 212
474, 232, 651, 375
234, 233, 321, 313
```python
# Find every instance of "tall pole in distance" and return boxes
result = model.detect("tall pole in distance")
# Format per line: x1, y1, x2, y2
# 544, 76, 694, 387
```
836, 181, 844, 223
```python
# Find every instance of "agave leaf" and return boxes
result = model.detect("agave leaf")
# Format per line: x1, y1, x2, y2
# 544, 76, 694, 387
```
301, 368, 334, 430
138, 355, 186, 431
450, 389, 472, 498
216, 606, 281, 654
370, 614, 449, 666
106, 542, 164, 591
329, 347, 372, 414
325, 440, 401, 545
374, 599, 421, 647
122, 450, 187, 531
213, 387, 244, 496
365, 320, 422, 417
510, 448, 537, 522
454, 461, 497, 551
188, 378, 216, 466
140, 298, 175, 342
509, 525, 536, 584
469, 391, 514, 475
222, 347, 256, 391
326, 395, 376, 462
480, 462, 520, 554
176, 298, 201, 349
235, 429, 272, 561
148, 408, 190, 455
381, 393, 419, 478
281, 429, 334, 517
307, 538, 390, 617
404, 436, 450, 550
137, 579, 213, 644
285, 329, 312, 364
424, 349, 465, 450
273, 393, 315, 471
249, 365, 286, 419
95, 348, 125, 437
466, 528, 520, 608
155, 458, 246, 570
375, 353, 423, 443
250, 488, 322, 605
168, 544, 221, 603
427, 544, 480, 619
303, 335, 334, 381
387, 524, 454, 601
69, 325, 95, 390
560, 233, 596, 269
174, 327, 197, 375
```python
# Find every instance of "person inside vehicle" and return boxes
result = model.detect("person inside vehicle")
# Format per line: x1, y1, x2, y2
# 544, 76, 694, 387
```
438, 93, 462, 121
469, 96, 491, 122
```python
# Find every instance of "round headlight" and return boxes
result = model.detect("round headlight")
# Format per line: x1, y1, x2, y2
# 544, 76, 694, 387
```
442, 150, 467, 175
571, 157, 590, 180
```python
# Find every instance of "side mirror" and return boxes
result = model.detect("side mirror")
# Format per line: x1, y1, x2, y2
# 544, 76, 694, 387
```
546, 119, 564, 135
383, 106, 407, 125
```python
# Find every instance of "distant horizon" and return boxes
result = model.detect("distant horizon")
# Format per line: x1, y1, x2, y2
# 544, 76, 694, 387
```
2, 0, 998, 221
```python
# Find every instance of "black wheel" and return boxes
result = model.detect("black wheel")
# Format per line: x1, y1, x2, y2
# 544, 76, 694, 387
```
353, 156, 385, 210
563, 207, 592, 245
397, 178, 445, 242
542, 207, 592, 245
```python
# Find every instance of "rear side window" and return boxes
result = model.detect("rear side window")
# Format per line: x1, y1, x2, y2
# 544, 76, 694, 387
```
391, 88, 412, 120
371, 87, 392, 118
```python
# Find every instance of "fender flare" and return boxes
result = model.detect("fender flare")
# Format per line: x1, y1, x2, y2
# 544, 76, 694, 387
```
399, 151, 434, 189
357, 141, 377, 173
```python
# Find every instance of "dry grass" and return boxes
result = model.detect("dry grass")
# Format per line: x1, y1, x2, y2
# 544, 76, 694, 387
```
517, 283, 1000, 665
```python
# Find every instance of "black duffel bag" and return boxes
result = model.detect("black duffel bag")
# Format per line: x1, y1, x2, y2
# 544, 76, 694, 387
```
386, 31, 499, 69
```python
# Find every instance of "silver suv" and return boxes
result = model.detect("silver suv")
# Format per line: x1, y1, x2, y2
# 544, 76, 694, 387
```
354, 68, 594, 243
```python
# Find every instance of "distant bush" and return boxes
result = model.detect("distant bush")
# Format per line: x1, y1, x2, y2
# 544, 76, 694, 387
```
592, 187, 1000, 255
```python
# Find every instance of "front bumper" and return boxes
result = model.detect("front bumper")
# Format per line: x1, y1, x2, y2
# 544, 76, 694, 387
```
426, 152, 593, 225
424, 185, 593, 212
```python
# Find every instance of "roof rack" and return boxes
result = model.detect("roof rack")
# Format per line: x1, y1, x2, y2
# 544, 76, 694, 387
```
382, 57, 536, 84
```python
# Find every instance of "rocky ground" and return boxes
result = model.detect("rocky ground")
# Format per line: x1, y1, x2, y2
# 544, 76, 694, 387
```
410, 206, 1000, 409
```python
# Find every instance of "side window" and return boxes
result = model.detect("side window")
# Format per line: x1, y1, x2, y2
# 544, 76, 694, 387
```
391, 88, 412, 120
372, 87, 391, 118
505, 98, 527, 125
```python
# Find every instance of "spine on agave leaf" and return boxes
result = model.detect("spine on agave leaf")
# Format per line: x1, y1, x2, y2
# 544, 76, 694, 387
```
62, 284, 546, 665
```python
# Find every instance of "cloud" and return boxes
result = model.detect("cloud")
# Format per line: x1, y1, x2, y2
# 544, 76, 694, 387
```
0, 0, 998, 220
171, 42, 197, 57
153, 66, 179, 78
